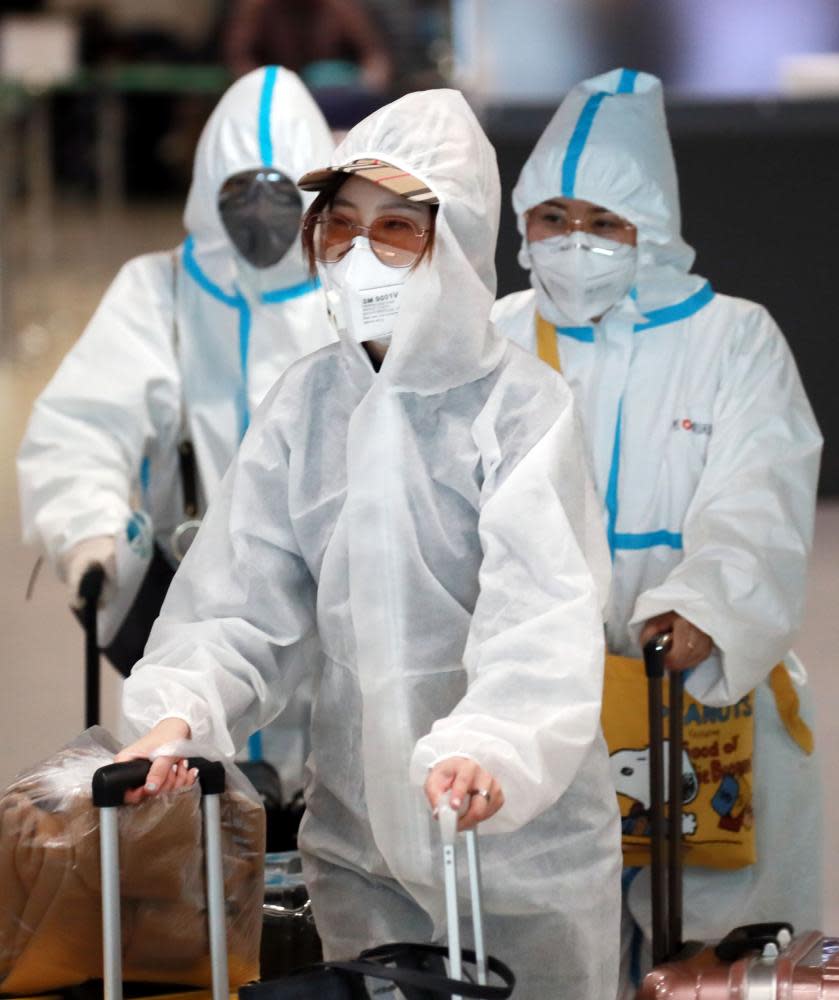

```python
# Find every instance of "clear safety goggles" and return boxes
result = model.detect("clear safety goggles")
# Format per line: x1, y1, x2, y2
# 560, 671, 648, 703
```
308, 212, 430, 268
527, 202, 635, 244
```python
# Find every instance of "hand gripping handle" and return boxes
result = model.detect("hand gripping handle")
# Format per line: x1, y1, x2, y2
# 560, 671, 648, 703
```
91, 756, 225, 806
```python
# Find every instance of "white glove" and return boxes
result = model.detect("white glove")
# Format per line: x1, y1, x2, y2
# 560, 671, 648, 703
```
60, 535, 118, 609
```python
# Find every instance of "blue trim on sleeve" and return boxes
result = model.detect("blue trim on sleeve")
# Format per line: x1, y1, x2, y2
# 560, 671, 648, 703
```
248, 731, 264, 761
634, 281, 714, 332
605, 399, 623, 558
259, 66, 279, 167
556, 324, 595, 343
617, 68, 639, 94
139, 456, 151, 504
261, 275, 321, 303
561, 92, 607, 198
613, 530, 684, 551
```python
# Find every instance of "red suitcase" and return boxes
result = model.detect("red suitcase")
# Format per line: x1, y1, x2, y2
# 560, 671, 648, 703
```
636, 633, 837, 998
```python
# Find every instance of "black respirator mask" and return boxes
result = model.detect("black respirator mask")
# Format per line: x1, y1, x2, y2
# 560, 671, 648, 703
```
218, 168, 303, 269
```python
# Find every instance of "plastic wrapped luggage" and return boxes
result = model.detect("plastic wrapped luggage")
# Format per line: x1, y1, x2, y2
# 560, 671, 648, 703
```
0, 733, 264, 995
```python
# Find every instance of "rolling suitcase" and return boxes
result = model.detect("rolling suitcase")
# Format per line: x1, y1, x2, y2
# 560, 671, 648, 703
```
636, 632, 838, 997
91, 757, 230, 1000
241, 791, 515, 999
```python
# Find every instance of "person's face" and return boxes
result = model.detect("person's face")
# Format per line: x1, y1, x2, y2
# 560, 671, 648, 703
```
526, 197, 637, 247
314, 174, 433, 268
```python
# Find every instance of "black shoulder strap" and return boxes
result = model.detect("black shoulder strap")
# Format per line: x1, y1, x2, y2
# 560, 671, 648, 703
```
171, 250, 201, 520
325, 943, 515, 999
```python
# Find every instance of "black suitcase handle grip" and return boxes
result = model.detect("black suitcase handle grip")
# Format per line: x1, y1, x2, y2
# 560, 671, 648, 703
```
92, 757, 225, 806
78, 563, 106, 608
79, 564, 107, 729
93, 760, 152, 806
643, 631, 672, 677
714, 922, 795, 962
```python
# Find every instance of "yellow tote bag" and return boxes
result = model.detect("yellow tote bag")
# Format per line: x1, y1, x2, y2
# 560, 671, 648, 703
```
602, 656, 813, 869
603, 653, 757, 869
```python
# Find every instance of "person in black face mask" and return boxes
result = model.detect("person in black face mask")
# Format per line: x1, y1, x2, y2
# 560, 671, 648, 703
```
18, 66, 335, 806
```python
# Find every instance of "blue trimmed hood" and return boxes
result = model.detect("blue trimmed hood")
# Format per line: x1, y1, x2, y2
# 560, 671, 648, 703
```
182, 66, 334, 295
513, 68, 706, 314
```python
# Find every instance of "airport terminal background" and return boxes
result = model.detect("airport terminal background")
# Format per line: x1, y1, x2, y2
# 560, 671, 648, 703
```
1, 0, 838, 925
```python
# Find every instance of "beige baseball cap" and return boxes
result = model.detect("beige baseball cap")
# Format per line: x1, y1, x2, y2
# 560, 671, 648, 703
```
298, 158, 438, 205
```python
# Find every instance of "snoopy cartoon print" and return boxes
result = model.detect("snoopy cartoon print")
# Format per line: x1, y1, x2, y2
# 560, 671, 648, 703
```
610, 743, 699, 838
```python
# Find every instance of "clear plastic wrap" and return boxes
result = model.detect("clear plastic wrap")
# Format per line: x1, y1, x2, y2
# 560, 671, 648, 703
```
0, 728, 265, 994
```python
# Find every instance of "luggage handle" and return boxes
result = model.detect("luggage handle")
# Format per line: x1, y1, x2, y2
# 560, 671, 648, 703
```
91, 757, 229, 1000
92, 757, 226, 805
79, 564, 106, 729
643, 631, 685, 967
714, 922, 795, 962
438, 791, 488, 997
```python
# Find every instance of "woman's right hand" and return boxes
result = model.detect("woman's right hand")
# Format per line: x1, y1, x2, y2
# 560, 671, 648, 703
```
114, 717, 196, 804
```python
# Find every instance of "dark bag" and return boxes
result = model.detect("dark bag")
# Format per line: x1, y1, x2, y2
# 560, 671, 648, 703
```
243, 943, 515, 1000
247, 795, 515, 1000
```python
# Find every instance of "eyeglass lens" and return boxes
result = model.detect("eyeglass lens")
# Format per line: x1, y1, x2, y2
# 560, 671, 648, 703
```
313, 215, 427, 267
528, 203, 633, 241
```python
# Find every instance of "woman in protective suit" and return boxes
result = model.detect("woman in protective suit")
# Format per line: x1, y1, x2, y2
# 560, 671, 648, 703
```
17, 66, 334, 792
492, 68, 823, 992
117, 89, 622, 997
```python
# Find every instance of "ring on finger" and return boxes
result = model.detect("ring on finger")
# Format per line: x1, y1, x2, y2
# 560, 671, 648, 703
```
470, 787, 491, 804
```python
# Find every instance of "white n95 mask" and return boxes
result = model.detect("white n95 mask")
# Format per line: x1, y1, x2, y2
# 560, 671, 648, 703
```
529, 232, 638, 325
322, 237, 405, 343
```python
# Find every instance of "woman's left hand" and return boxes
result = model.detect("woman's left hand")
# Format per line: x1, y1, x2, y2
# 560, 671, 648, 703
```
424, 756, 504, 831
639, 611, 713, 672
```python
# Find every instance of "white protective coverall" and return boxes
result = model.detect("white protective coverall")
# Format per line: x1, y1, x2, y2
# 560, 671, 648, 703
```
491, 68, 824, 991
122, 89, 622, 998
18, 66, 335, 792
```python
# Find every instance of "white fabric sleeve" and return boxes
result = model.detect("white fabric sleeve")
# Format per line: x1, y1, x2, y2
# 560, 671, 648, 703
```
17, 254, 181, 565
630, 308, 822, 705
121, 388, 317, 757
410, 399, 609, 833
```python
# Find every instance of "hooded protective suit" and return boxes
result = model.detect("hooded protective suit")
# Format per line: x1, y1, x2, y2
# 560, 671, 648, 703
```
491, 68, 823, 990
122, 89, 621, 998
18, 66, 335, 791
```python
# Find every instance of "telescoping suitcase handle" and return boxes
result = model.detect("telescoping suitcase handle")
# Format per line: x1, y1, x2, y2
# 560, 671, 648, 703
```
91, 757, 229, 1000
79, 564, 106, 728
437, 791, 489, 1000
644, 631, 685, 968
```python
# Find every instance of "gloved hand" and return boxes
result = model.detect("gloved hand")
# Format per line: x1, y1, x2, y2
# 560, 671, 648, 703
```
60, 535, 118, 609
